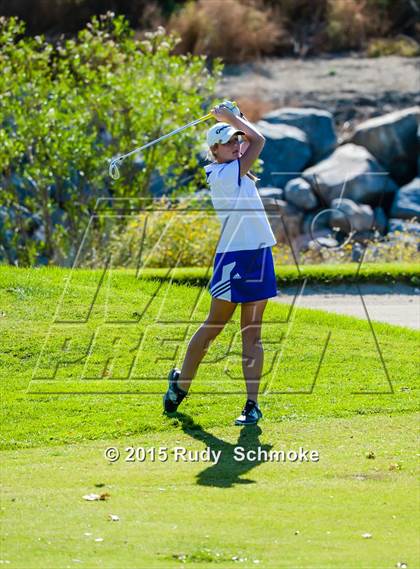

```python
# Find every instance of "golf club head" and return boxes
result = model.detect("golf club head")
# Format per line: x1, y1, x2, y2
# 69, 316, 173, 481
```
109, 158, 122, 180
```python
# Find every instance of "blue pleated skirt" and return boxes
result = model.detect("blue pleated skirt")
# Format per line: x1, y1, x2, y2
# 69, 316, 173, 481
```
209, 246, 277, 303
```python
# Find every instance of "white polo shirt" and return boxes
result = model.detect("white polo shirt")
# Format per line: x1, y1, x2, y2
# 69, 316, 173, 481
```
204, 158, 277, 254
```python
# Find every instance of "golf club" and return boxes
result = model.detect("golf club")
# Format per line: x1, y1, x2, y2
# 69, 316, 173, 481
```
108, 112, 213, 180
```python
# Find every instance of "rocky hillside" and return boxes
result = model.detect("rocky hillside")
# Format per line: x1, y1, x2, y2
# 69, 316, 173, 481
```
216, 56, 420, 257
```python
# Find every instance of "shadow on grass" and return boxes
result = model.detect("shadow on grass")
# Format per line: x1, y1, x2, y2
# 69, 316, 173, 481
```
173, 412, 273, 488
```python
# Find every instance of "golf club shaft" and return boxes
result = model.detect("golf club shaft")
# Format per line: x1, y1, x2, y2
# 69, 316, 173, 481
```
109, 112, 213, 179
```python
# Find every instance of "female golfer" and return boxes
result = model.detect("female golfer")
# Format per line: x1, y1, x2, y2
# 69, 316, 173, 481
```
163, 102, 277, 425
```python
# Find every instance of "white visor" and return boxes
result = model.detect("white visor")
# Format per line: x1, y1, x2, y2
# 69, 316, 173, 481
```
207, 122, 244, 147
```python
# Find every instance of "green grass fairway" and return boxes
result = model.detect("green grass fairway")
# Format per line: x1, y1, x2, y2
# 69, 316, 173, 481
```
2, 414, 418, 568
1, 267, 419, 568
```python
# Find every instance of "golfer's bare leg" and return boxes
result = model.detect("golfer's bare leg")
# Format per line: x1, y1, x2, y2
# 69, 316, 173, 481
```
240, 299, 268, 402
177, 297, 237, 393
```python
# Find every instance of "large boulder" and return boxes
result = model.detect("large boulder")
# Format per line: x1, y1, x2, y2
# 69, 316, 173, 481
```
390, 177, 420, 221
256, 121, 312, 187
373, 207, 387, 235
329, 198, 374, 233
351, 230, 378, 245
298, 210, 336, 252
418, 124, 420, 175
350, 106, 420, 185
262, 107, 337, 163
302, 143, 398, 206
258, 187, 284, 201
284, 177, 318, 210
302, 210, 330, 234
263, 199, 304, 246
293, 229, 338, 253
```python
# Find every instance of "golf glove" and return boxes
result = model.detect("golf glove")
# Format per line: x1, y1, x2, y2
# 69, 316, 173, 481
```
220, 100, 243, 118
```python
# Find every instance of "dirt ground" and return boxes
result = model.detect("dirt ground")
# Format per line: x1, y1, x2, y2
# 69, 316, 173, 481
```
274, 282, 420, 329
216, 55, 420, 126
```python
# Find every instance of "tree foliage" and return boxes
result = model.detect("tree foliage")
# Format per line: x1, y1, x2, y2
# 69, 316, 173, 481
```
0, 14, 222, 265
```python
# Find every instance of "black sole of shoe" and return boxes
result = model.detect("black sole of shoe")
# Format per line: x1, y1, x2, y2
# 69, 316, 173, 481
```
163, 393, 179, 414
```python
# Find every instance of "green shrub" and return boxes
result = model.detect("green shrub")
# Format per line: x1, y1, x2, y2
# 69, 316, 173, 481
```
75, 199, 420, 269
80, 197, 220, 269
325, 0, 372, 51
367, 36, 420, 57
0, 14, 222, 266
300, 227, 420, 265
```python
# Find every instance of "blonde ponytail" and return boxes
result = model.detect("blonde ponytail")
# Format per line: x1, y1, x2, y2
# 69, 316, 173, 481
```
246, 172, 259, 182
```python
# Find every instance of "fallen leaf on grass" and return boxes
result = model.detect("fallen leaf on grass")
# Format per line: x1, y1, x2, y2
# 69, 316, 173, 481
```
83, 494, 100, 501
354, 473, 367, 481
82, 492, 110, 501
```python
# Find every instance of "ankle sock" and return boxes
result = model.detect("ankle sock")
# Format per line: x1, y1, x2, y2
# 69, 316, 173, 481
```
174, 372, 187, 395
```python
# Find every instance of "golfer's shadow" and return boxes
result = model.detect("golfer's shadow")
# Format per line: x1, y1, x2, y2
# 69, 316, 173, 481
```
174, 413, 273, 488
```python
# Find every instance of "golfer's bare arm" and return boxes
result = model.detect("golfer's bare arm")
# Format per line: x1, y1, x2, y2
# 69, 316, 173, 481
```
211, 107, 265, 177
